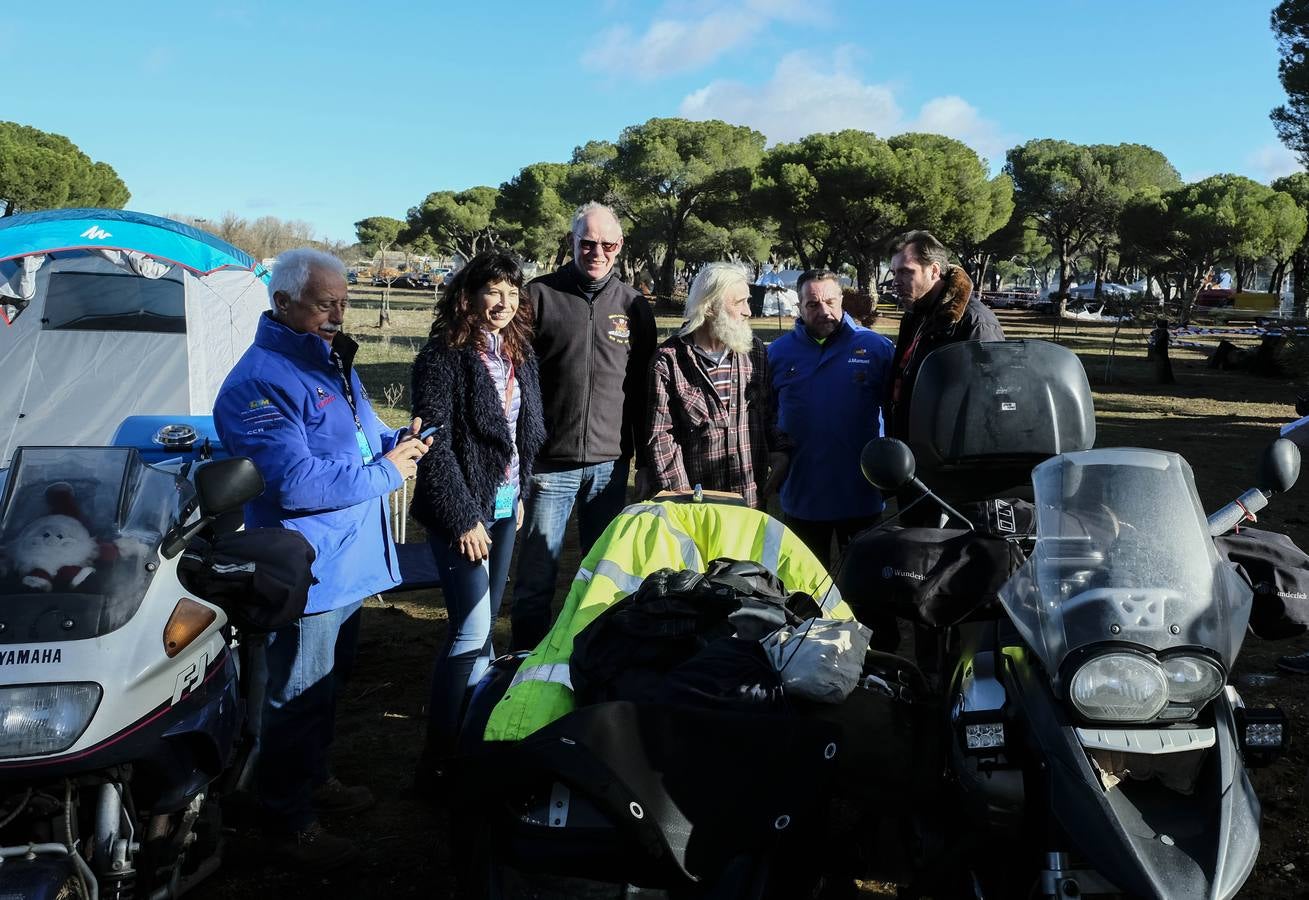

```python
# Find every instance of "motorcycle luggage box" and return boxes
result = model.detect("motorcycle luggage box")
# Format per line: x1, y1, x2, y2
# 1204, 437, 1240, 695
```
908, 340, 1094, 502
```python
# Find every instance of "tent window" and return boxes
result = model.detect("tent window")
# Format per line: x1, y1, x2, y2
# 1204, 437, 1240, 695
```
42, 272, 185, 333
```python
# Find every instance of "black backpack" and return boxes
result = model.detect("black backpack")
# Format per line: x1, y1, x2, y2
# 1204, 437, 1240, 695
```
569, 558, 819, 708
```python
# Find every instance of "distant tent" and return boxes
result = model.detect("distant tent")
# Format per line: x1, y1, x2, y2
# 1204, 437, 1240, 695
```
0, 209, 269, 465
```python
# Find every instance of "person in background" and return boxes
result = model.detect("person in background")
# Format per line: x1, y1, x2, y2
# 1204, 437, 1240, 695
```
408, 251, 545, 786
510, 202, 655, 650
214, 247, 429, 869
647, 263, 789, 508
887, 230, 1004, 440
768, 269, 894, 573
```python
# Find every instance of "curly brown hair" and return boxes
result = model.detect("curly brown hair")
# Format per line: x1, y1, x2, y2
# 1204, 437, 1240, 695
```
431, 251, 535, 364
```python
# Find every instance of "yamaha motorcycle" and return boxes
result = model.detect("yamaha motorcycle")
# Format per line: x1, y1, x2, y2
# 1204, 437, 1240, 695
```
850, 430, 1299, 900
0, 430, 274, 900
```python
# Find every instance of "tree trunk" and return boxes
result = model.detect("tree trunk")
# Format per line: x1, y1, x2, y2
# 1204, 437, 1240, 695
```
854, 256, 873, 294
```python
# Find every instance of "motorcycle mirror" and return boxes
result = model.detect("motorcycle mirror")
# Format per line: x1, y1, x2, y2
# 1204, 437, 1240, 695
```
1258, 438, 1301, 494
861, 438, 916, 491
194, 457, 265, 517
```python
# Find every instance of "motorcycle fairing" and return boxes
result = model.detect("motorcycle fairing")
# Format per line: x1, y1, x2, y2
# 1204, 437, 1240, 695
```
1001, 448, 1253, 677
0, 645, 235, 812
1006, 648, 1258, 900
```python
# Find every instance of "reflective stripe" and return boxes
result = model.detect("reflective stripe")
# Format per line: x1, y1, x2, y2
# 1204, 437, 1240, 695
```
623, 503, 704, 570
574, 561, 644, 595
510, 663, 573, 690
761, 518, 784, 574
594, 559, 645, 595
817, 583, 843, 615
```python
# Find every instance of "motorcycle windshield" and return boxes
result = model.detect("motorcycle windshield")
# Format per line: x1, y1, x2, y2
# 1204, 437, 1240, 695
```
0, 446, 192, 641
999, 448, 1251, 676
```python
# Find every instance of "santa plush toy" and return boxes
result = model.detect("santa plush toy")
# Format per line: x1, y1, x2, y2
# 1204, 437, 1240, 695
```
11, 482, 118, 592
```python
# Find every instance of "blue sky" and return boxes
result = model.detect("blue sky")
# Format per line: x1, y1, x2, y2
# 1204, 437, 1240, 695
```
3, 0, 1300, 243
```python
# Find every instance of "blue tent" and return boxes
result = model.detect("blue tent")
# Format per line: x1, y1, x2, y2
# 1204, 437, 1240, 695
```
0, 209, 270, 464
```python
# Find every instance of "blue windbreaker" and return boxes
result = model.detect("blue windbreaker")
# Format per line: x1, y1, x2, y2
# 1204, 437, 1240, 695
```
214, 314, 405, 613
767, 314, 894, 521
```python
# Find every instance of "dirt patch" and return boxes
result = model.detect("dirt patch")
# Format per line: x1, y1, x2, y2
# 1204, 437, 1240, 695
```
191, 307, 1309, 898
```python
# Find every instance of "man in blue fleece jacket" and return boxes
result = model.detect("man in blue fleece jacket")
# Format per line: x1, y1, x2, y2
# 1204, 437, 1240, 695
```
767, 269, 894, 570
214, 248, 428, 869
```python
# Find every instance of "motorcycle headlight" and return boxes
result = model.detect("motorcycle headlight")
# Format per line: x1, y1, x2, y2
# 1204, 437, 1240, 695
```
1070, 653, 1168, 722
1161, 655, 1225, 705
0, 683, 102, 759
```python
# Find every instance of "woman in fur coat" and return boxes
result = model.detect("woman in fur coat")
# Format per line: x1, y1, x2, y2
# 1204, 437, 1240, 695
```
409, 251, 545, 775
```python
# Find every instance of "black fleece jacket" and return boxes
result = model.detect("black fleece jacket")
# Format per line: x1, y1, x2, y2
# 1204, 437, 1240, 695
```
526, 264, 656, 467
409, 336, 546, 540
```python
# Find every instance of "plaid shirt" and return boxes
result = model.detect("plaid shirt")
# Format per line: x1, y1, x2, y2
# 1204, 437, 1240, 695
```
646, 333, 789, 508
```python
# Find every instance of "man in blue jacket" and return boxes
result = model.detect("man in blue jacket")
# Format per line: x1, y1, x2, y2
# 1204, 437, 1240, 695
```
214, 248, 428, 869
768, 269, 894, 574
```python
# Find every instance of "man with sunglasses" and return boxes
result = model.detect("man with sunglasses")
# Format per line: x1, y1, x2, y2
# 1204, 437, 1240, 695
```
214, 248, 429, 869
511, 202, 656, 650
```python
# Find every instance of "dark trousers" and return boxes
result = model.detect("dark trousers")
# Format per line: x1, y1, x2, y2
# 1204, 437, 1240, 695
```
783, 513, 881, 572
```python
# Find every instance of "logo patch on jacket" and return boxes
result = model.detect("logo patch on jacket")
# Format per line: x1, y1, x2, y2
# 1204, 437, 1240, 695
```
315, 386, 336, 409
607, 314, 630, 344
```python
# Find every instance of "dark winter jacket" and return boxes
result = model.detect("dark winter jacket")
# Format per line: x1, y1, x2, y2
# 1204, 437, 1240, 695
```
409, 335, 546, 540
888, 266, 1004, 439
527, 264, 656, 467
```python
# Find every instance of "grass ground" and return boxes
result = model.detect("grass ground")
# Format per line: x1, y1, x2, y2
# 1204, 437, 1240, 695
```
193, 291, 1309, 899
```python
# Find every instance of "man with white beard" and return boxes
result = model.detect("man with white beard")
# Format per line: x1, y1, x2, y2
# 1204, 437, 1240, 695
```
646, 263, 790, 508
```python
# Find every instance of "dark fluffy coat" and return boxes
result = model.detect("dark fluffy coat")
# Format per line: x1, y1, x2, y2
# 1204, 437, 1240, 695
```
409, 336, 546, 540
888, 266, 1005, 438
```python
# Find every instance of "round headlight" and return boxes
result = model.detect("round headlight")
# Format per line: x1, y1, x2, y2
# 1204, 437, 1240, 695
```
1070, 653, 1169, 722
1161, 655, 1225, 705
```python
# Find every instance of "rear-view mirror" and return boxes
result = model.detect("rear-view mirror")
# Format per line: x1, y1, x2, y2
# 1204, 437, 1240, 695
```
861, 438, 917, 492
1258, 438, 1301, 495
195, 457, 264, 516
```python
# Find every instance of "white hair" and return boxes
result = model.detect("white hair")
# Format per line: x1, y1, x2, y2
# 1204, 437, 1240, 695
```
268, 247, 345, 308
571, 201, 622, 238
679, 263, 750, 336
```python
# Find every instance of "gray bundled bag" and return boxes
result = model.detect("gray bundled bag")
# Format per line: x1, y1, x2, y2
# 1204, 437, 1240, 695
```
762, 617, 872, 703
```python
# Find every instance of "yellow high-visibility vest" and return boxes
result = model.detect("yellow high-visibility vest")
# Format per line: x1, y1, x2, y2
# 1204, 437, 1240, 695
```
484, 501, 851, 742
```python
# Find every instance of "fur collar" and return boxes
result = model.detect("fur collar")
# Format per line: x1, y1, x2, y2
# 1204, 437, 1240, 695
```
921, 265, 974, 330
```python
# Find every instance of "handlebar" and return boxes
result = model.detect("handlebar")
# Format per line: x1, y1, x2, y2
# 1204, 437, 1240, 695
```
1207, 487, 1269, 537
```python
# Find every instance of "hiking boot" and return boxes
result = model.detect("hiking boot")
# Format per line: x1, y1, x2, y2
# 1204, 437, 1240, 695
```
1276, 652, 1309, 674
274, 821, 359, 871
311, 776, 375, 815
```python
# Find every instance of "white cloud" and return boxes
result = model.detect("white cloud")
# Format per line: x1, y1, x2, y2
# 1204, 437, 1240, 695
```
908, 96, 1010, 166
583, 0, 823, 80
680, 51, 901, 142
678, 50, 1008, 162
1247, 142, 1303, 182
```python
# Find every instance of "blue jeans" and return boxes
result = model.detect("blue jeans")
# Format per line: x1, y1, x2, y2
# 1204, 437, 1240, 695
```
425, 515, 517, 752
257, 600, 362, 833
510, 459, 629, 650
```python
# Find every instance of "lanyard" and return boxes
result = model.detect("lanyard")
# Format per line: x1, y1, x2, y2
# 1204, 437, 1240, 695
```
331, 352, 365, 431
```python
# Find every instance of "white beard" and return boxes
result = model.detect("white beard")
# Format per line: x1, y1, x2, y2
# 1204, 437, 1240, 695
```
12, 515, 96, 576
711, 314, 754, 355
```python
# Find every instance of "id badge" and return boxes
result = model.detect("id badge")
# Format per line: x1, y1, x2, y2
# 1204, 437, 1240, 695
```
354, 428, 374, 463
493, 481, 515, 520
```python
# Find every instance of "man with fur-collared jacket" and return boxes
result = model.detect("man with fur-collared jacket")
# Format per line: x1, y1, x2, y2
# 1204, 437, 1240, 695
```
886, 229, 1004, 439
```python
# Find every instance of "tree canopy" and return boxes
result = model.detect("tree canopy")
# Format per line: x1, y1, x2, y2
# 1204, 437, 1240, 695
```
354, 216, 405, 255
1272, 0, 1309, 166
0, 121, 129, 212
404, 186, 503, 261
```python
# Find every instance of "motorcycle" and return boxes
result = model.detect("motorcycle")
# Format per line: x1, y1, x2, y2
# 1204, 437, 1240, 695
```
840, 340, 1300, 899
0, 436, 285, 900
